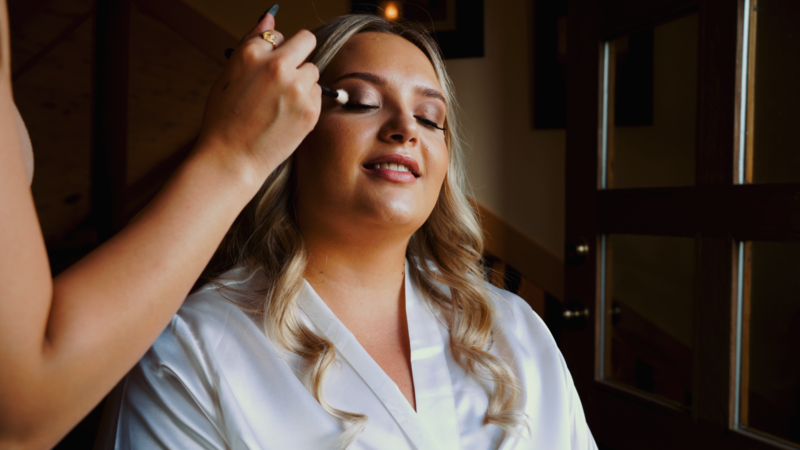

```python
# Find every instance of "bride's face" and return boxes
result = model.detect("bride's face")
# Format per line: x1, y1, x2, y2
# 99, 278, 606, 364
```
294, 32, 449, 240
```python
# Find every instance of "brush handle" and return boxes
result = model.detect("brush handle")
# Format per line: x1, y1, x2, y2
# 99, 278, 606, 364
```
319, 85, 339, 99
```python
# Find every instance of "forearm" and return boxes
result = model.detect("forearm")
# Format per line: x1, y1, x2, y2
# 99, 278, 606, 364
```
0, 8, 317, 444
1, 142, 270, 447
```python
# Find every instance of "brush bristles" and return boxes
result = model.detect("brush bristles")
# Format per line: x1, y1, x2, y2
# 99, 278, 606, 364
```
335, 89, 348, 105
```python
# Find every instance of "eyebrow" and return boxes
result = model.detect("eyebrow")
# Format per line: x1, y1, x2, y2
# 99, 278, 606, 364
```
334, 72, 447, 104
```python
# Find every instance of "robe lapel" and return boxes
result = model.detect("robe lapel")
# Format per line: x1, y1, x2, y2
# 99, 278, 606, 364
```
405, 261, 461, 450
298, 276, 441, 450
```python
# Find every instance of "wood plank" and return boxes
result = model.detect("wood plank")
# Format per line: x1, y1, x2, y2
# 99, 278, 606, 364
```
92, 0, 130, 240
483, 256, 546, 320
564, 0, 603, 434
474, 202, 564, 300
692, 235, 734, 427
125, 138, 195, 221
7, 0, 94, 74
517, 276, 546, 319
696, 0, 739, 187
132, 0, 238, 66
13, 18, 95, 243
597, 187, 700, 236
744, 0, 757, 184
597, 184, 800, 236
590, 380, 780, 450
126, 5, 222, 186
600, 0, 699, 39
11, 10, 93, 81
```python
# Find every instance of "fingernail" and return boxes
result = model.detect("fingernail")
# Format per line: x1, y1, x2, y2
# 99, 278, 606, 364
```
224, 48, 234, 59
257, 4, 279, 23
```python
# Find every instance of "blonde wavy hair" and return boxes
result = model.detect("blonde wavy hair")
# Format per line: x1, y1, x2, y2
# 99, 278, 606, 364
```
204, 14, 525, 447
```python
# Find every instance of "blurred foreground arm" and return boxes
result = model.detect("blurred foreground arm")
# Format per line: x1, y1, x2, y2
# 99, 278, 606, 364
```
0, 8, 320, 449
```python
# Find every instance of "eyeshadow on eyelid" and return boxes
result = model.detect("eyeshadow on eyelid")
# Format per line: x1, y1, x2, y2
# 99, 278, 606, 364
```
418, 105, 445, 121
347, 89, 378, 104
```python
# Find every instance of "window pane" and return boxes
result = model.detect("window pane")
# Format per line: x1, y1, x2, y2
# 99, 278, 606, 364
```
744, 1, 800, 183
739, 241, 800, 445
602, 234, 694, 407
603, 14, 698, 189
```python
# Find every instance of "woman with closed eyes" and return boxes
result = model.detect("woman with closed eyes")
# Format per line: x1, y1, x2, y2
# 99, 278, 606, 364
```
99, 14, 597, 450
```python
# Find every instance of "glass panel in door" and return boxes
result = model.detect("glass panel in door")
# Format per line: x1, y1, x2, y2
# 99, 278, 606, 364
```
602, 14, 698, 189
741, 0, 800, 184
600, 234, 694, 407
735, 241, 800, 446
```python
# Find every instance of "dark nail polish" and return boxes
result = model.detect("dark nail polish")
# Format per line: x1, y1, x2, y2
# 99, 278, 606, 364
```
257, 4, 279, 23
224, 48, 234, 59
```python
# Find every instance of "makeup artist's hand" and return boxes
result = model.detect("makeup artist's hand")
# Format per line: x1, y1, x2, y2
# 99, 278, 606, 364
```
0, 6, 320, 448
197, 9, 321, 186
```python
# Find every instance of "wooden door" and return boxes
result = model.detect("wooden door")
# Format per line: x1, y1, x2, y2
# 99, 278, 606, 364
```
563, 0, 800, 448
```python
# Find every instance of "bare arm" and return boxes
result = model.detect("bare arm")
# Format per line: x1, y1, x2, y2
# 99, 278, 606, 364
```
0, 9, 320, 449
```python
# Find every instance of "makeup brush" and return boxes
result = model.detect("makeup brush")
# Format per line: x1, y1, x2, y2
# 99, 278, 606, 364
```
319, 85, 349, 105
223, 49, 348, 105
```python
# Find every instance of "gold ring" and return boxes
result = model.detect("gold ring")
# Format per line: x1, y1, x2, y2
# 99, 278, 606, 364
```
261, 31, 278, 49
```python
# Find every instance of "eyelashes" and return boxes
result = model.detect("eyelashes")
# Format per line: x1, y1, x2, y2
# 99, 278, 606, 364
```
341, 103, 447, 131
342, 103, 378, 110
415, 116, 447, 131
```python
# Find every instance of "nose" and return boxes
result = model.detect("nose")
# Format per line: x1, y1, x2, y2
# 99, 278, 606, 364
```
380, 112, 419, 146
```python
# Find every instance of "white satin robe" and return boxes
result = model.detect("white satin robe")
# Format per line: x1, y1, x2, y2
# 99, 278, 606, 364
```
98, 262, 597, 449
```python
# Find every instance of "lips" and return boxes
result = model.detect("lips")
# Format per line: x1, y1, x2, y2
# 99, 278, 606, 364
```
362, 154, 420, 183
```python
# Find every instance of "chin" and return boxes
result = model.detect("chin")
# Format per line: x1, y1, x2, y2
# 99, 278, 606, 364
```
361, 198, 426, 230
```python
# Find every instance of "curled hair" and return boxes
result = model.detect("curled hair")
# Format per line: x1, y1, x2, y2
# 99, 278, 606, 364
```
205, 14, 525, 447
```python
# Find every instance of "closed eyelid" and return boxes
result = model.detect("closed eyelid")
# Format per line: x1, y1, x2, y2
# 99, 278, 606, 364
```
415, 116, 446, 131
416, 103, 445, 122
333, 79, 445, 124
333, 72, 445, 104
338, 84, 380, 105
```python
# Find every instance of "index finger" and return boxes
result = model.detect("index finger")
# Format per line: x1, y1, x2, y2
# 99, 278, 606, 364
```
273, 29, 317, 67
241, 9, 277, 43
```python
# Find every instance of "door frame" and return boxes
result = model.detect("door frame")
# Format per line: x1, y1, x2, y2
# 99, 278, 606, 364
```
563, 0, 800, 448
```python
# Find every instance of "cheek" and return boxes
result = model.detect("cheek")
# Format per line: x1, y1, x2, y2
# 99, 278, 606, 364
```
428, 142, 450, 189
297, 118, 341, 171
416, 141, 449, 222
295, 114, 371, 197
305, 114, 371, 161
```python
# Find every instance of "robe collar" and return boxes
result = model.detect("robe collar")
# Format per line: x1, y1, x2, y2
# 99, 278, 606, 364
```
298, 260, 461, 450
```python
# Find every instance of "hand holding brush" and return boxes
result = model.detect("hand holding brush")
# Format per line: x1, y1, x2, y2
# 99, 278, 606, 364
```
224, 5, 348, 106
0, 5, 335, 447
200, 4, 324, 176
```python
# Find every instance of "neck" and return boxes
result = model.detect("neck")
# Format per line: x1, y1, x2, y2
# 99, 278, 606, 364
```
302, 229, 409, 317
